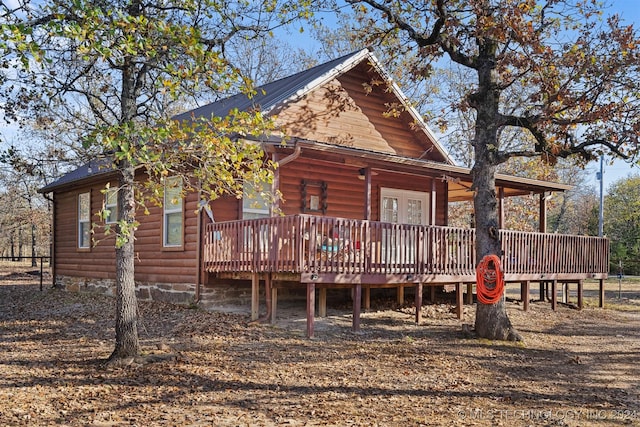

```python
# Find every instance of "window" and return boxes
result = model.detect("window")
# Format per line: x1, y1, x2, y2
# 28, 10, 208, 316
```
242, 180, 271, 219
163, 177, 183, 247
78, 192, 91, 249
104, 188, 118, 224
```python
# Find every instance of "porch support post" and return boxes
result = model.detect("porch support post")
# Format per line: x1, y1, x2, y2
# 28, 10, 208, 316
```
456, 282, 463, 319
430, 285, 436, 303
353, 284, 362, 333
521, 281, 530, 312
251, 273, 260, 321
364, 286, 371, 310
562, 282, 569, 304
539, 281, 545, 301
498, 187, 505, 229
306, 282, 315, 338
318, 287, 327, 317
539, 192, 548, 233
363, 167, 372, 220
397, 285, 404, 305
551, 280, 557, 311
599, 279, 605, 308
466, 283, 473, 305
577, 280, 584, 310
415, 282, 423, 325
271, 153, 281, 214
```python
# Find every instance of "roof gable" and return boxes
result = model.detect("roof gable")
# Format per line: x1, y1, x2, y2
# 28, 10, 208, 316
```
174, 48, 454, 164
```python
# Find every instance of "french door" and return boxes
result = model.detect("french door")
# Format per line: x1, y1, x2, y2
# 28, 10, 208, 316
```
380, 188, 429, 264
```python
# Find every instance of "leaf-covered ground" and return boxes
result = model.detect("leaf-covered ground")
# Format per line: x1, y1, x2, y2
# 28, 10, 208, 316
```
1, 269, 639, 426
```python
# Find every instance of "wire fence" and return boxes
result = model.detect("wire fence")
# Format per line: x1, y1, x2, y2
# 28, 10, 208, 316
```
0, 256, 52, 291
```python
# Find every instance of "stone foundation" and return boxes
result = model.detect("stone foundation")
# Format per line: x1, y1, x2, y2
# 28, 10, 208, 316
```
55, 275, 197, 306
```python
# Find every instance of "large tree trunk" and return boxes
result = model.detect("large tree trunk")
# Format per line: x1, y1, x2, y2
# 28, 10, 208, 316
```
108, 162, 140, 361
472, 154, 522, 341
471, 33, 522, 341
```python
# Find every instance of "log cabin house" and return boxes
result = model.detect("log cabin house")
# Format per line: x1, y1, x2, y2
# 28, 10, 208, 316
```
40, 49, 609, 337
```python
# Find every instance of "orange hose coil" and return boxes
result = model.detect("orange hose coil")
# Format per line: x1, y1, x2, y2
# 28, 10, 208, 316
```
476, 254, 505, 305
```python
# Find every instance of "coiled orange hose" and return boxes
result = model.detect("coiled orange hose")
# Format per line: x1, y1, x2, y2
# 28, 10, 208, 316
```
476, 254, 504, 305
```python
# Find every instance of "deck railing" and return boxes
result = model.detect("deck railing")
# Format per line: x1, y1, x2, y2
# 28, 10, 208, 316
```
203, 214, 609, 280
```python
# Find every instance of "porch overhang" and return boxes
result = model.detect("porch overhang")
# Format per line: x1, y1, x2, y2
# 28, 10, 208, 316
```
263, 139, 573, 202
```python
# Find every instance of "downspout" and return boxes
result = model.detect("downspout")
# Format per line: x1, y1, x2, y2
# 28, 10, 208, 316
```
195, 205, 203, 303
256, 144, 301, 323
276, 144, 302, 167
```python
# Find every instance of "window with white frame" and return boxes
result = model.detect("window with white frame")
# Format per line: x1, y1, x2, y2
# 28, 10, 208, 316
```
242, 180, 271, 219
104, 187, 118, 224
78, 192, 91, 248
163, 177, 183, 247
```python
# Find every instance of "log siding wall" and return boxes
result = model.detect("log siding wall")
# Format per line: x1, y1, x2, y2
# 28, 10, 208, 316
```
52, 177, 201, 287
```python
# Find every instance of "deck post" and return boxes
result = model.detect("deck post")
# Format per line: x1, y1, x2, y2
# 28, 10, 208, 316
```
456, 282, 463, 319
251, 273, 260, 321
415, 282, 423, 325
551, 280, 557, 311
430, 285, 436, 303
599, 279, 605, 308
306, 282, 315, 338
539, 281, 544, 301
562, 282, 569, 304
364, 286, 371, 311
318, 288, 327, 318
397, 285, 404, 305
466, 283, 473, 305
577, 280, 583, 310
521, 281, 530, 312
271, 287, 278, 323
353, 284, 362, 333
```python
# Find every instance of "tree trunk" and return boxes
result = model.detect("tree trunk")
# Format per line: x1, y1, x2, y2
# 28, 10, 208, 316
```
472, 158, 522, 341
108, 163, 140, 361
31, 223, 37, 267
471, 33, 522, 341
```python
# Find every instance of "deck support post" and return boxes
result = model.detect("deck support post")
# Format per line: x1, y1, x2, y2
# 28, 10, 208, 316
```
397, 285, 404, 305
539, 281, 545, 301
520, 281, 530, 312
551, 280, 557, 311
364, 286, 371, 311
306, 282, 315, 338
599, 279, 605, 308
562, 282, 569, 304
455, 282, 463, 319
577, 280, 583, 310
415, 282, 423, 325
430, 285, 436, 303
318, 288, 327, 317
251, 273, 260, 321
466, 283, 473, 305
353, 284, 362, 333
270, 287, 277, 324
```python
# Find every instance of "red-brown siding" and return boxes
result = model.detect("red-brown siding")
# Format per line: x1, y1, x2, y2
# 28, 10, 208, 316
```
53, 178, 200, 285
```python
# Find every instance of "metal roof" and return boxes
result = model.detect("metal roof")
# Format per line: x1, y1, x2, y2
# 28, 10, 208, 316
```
38, 157, 116, 194
173, 49, 371, 121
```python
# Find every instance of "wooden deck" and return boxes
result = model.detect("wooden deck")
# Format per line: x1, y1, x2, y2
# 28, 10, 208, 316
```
203, 214, 609, 282
203, 215, 609, 337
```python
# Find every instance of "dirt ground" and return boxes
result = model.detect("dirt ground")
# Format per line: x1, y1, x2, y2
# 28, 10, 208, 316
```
1, 268, 639, 427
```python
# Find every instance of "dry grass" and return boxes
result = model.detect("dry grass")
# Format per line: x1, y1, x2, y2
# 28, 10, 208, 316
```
1, 267, 639, 426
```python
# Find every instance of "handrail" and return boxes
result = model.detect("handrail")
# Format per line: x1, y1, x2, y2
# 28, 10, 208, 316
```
203, 215, 609, 279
